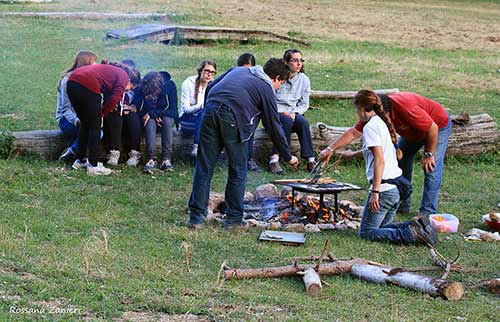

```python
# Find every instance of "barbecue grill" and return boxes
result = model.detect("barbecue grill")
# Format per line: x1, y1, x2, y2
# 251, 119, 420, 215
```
281, 182, 362, 222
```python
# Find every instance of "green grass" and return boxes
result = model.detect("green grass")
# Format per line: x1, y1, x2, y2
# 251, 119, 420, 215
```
0, 0, 499, 320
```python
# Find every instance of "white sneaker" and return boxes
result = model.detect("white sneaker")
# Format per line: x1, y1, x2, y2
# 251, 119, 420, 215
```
87, 162, 112, 176
126, 150, 141, 166
191, 144, 198, 157
72, 158, 90, 170
107, 150, 120, 166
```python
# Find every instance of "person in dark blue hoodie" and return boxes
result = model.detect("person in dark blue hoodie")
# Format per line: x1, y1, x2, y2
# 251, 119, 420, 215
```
187, 58, 299, 230
133, 71, 179, 173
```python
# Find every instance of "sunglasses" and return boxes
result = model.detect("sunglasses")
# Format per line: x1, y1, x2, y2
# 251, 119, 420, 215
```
289, 58, 305, 63
203, 69, 217, 75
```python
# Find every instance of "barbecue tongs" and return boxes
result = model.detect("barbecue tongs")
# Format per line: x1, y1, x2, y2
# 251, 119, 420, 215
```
303, 155, 344, 184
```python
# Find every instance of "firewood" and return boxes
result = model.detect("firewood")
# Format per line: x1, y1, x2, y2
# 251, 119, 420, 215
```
351, 264, 464, 300
298, 268, 322, 296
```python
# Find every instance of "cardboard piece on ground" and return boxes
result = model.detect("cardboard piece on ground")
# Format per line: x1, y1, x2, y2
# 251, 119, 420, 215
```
259, 230, 306, 246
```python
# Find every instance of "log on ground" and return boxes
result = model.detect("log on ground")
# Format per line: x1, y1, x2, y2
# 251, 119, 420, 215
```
300, 268, 322, 296
351, 264, 464, 300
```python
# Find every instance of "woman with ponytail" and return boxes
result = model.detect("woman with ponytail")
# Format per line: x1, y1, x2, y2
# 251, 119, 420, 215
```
179, 59, 217, 157
324, 90, 438, 245
319, 89, 450, 220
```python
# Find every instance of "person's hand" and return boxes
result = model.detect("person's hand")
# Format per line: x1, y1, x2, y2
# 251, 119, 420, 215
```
290, 112, 296, 121
369, 192, 380, 212
143, 114, 150, 127
341, 150, 357, 160
156, 117, 162, 127
100, 117, 104, 128
422, 156, 436, 173
288, 155, 299, 170
318, 147, 334, 163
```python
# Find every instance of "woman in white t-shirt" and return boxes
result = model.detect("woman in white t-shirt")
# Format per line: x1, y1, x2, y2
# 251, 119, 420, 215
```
179, 59, 217, 157
336, 90, 437, 245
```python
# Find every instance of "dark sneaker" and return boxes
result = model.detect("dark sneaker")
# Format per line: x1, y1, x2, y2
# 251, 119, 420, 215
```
248, 159, 262, 172
143, 159, 157, 174
410, 215, 439, 247
269, 161, 284, 175
160, 159, 174, 172
307, 160, 316, 172
224, 220, 249, 231
59, 147, 76, 163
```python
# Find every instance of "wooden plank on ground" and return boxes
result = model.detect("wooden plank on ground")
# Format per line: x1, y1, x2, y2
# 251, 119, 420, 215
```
310, 88, 400, 100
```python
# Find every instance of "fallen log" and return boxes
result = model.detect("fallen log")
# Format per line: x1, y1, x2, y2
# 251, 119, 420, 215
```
223, 258, 370, 280
351, 264, 464, 300
310, 88, 399, 100
6, 114, 499, 161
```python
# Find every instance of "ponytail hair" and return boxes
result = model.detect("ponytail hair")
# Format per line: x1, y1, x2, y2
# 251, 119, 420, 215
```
194, 59, 216, 104
58, 50, 97, 90
354, 89, 402, 160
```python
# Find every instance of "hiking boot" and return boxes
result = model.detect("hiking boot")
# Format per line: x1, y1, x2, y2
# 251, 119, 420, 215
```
126, 150, 141, 167
307, 160, 316, 172
72, 158, 90, 170
107, 149, 120, 166
191, 144, 198, 157
224, 219, 249, 231
59, 147, 76, 163
269, 161, 284, 175
143, 159, 157, 174
247, 159, 262, 172
160, 159, 174, 172
87, 162, 112, 176
409, 215, 439, 247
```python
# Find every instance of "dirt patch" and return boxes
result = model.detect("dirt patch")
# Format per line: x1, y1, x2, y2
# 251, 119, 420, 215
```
121, 311, 208, 321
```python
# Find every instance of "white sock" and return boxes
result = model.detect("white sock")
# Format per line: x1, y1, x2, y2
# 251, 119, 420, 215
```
308, 157, 315, 163
269, 154, 279, 164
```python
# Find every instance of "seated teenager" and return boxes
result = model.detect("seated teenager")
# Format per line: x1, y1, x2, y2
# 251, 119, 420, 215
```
56, 50, 97, 163
269, 49, 315, 175
134, 71, 178, 173
179, 59, 216, 157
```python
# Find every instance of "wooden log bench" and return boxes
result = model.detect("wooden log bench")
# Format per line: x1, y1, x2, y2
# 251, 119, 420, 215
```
106, 24, 309, 46
6, 114, 498, 162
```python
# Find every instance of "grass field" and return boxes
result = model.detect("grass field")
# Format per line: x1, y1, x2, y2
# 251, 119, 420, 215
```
0, 0, 499, 320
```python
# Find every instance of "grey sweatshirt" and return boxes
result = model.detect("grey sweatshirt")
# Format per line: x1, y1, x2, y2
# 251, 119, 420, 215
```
55, 74, 79, 126
275, 72, 311, 115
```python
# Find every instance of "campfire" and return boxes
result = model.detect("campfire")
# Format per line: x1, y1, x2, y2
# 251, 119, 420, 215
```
208, 183, 364, 232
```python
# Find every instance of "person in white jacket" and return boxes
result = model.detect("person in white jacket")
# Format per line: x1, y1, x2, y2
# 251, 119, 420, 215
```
179, 59, 217, 157
56, 50, 97, 162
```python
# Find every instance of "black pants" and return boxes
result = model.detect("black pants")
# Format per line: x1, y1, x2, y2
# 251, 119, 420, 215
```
122, 112, 142, 151
67, 81, 102, 166
103, 110, 123, 152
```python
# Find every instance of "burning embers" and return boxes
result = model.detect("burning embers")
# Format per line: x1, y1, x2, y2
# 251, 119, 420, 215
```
245, 192, 360, 228
206, 183, 363, 233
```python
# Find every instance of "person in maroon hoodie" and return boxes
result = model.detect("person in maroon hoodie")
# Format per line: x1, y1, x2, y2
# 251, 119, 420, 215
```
67, 62, 132, 175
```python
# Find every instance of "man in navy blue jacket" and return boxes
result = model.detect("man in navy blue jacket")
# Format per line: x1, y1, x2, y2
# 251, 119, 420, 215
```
187, 58, 299, 230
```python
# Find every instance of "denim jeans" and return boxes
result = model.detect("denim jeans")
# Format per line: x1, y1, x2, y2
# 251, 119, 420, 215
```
188, 103, 248, 225
359, 188, 415, 244
144, 116, 174, 160
397, 116, 452, 216
180, 112, 203, 145
271, 113, 314, 159
58, 117, 79, 151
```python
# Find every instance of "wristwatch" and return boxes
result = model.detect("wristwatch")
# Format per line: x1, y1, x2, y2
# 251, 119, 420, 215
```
424, 151, 433, 158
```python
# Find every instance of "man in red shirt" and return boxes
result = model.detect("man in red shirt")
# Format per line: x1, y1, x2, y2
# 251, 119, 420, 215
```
319, 91, 451, 217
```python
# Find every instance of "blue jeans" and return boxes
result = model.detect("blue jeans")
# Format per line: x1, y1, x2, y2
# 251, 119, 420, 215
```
398, 116, 452, 216
188, 103, 248, 226
144, 116, 174, 160
359, 188, 415, 244
58, 117, 79, 151
180, 112, 203, 145
271, 113, 314, 159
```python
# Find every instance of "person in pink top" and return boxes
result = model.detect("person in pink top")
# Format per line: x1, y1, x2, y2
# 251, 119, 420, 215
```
67, 62, 133, 175
319, 90, 451, 217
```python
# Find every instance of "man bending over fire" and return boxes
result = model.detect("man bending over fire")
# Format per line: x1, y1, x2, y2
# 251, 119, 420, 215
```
187, 58, 299, 230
